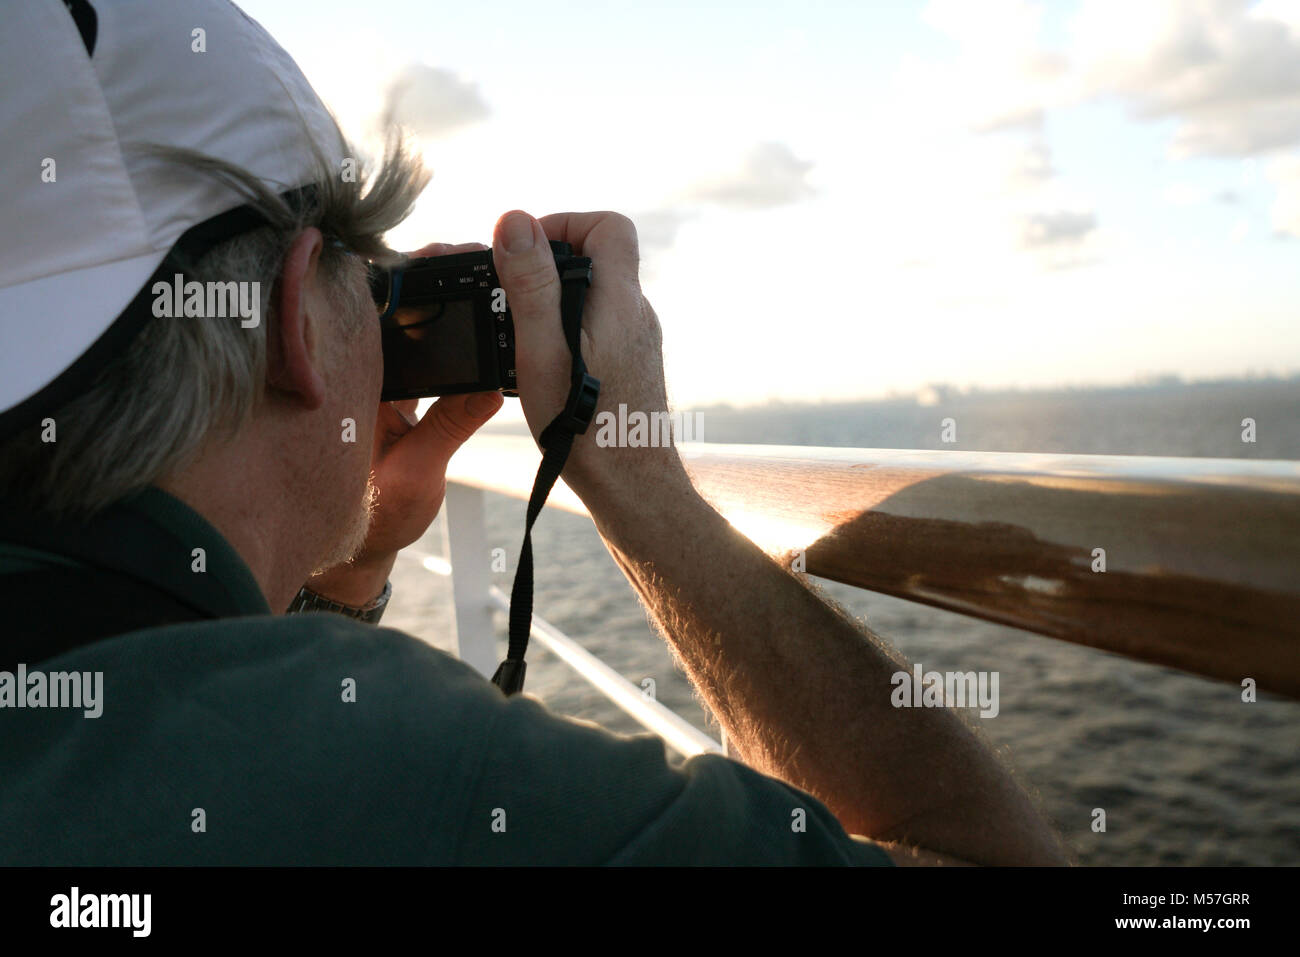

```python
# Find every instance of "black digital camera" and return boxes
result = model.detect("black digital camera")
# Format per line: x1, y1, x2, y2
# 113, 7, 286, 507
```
369, 240, 588, 401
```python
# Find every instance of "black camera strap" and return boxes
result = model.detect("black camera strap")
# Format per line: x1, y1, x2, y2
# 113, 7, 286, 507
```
491, 258, 600, 696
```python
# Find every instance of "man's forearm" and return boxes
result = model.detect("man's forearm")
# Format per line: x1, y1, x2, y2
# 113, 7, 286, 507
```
585, 468, 1069, 866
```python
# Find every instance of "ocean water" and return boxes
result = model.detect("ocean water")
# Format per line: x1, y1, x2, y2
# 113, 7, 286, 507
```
384, 379, 1300, 866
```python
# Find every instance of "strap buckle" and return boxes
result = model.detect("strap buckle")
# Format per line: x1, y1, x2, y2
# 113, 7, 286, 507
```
566, 372, 601, 433
491, 659, 527, 696
544, 372, 601, 444
561, 262, 593, 285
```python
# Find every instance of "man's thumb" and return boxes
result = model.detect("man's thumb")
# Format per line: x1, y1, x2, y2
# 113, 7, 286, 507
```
493, 210, 562, 334
412, 392, 503, 460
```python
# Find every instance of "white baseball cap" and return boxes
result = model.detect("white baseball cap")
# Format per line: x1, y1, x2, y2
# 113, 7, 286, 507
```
0, 0, 345, 436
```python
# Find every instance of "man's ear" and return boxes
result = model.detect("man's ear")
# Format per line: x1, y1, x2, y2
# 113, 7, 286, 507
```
267, 227, 328, 409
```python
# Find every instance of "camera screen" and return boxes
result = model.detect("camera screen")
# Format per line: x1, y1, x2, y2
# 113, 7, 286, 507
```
382, 297, 480, 396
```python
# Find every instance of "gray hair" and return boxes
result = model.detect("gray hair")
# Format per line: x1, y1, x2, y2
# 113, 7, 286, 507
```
0, 130, 429, 518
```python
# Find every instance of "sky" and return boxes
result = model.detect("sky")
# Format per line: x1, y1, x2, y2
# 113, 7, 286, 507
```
240, 0, 1300, 409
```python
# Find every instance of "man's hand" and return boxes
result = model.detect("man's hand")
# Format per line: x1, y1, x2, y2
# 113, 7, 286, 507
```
491, 210, 696, 523
307, 242, 504, 608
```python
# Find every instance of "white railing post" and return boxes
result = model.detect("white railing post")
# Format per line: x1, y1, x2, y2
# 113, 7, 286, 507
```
441, 482, 498, 679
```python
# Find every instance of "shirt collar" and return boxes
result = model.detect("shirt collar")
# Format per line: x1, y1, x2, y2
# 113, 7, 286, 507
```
0, 485, 270, 618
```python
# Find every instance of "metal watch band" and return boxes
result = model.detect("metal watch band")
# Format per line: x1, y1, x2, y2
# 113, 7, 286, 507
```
287, 579, 391, 624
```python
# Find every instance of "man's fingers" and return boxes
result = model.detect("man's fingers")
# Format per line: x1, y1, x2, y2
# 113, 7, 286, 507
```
493, 211, 569, 409
493, 211, 560, 305
405, 392, 503, 463
374, 401, 419, 454
537, 211, 640, 274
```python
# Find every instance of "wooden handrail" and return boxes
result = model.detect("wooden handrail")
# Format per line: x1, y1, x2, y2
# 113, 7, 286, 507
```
447, 435, 1300, 698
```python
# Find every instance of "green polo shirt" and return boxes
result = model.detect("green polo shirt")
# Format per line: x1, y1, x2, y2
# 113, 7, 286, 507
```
0, 487, 892, 865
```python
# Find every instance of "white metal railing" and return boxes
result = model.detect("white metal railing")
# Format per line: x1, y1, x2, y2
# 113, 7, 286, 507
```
400, 481, 724, 757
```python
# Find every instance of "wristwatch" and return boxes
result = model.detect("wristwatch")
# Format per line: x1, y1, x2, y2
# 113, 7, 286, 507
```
287, 579, 391, 624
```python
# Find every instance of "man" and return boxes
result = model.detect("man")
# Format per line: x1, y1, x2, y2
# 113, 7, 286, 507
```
0, 0, 1068, 865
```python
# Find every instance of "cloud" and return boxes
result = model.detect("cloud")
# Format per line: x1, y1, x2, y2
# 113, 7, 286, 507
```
1067, 1, 1300, 239
630, 142, 817, 255
378, 63, 490, 139
1072, 0, 1300, 157
927, 0, 1300, 158
1166, 102, 1300, 157
681, 142, 816, 210
1019, 209, 1098, 248
911, 0, 1300, 264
